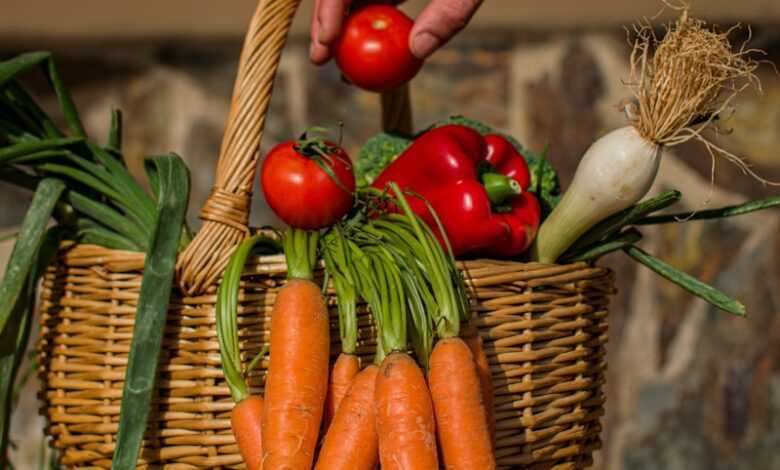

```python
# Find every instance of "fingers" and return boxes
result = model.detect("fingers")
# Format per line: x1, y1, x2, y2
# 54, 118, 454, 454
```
317, 0, 353, 44
310, 0, 339, 64
409, 0, 482, 59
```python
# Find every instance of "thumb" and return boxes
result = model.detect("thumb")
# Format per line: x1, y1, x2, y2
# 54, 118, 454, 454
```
409, 0, 482, 59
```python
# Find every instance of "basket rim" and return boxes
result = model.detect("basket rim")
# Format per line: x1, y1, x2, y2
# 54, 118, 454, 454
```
52, 240, 614, 283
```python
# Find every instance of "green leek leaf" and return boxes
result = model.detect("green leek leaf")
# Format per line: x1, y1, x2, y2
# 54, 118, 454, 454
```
66, 190, 146, 251
4, 81, 61, 139
44, 58, 86, 138
0, 274, 34, 469
0, 138, 82, 167
0, 91, 45, 138
0, 180, 64, 468
107, 109, 122, 151
0, 178, 64, 333
111, 154, 190, 470
0, 52, 51, 88
89, 143, 154, 226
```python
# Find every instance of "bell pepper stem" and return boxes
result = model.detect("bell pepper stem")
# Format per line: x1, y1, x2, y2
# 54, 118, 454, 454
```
482, 172, 521, 206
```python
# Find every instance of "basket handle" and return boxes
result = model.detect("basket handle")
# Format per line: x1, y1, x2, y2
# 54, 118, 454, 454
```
177, 0, 413, 294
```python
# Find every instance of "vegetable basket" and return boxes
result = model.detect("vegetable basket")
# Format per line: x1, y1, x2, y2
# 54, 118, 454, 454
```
36, 0, 615, 468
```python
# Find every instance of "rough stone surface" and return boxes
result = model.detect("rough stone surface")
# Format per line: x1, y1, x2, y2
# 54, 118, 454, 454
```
2, 23, 780, 470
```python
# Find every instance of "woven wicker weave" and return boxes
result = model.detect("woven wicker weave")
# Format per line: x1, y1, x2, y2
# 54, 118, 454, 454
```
36, 0, 616, 468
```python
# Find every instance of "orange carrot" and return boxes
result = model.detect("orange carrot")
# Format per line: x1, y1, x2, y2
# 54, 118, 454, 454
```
428, 337, 495, 469
462, 323, 495, 443
315, 364, 379, 470
380, 183, 494, 468
324, 352, 361, 426
262, 276, 331, 470
375, 352, 439, 470
230, 396, 264, 470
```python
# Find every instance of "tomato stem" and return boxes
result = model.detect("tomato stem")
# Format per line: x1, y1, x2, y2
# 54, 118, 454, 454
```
294, 131, 354, 195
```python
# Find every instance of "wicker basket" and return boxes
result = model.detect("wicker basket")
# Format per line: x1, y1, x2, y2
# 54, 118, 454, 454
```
36, 0, 616, 468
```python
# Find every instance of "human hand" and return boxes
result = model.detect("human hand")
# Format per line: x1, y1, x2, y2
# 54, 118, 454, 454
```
310, 0, 483, 65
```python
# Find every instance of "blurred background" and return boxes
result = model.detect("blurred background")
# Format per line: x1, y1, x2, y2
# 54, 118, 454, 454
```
2, 0, 780, 468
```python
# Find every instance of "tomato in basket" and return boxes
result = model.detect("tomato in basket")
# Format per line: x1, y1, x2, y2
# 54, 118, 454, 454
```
334, 4, 422, 92
261, 133, 355, 230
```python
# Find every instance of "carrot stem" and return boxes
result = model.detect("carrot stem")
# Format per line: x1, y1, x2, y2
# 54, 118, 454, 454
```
216, 234, 278, 403
321, 227, 358, 354
282, 227, 319, 280
387, 183, 467, 339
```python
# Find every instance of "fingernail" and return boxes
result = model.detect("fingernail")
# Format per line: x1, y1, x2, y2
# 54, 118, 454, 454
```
310, 41, 327, 65
411, 32, 441, 59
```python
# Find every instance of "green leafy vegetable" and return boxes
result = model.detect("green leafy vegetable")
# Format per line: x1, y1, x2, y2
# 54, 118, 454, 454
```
530, 147, 560, 218
356, 132, 411, 187
111, 155, 190, 470
430, 115, 496, 135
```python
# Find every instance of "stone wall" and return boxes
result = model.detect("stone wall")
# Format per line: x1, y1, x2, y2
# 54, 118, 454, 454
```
2, 20, 780, 470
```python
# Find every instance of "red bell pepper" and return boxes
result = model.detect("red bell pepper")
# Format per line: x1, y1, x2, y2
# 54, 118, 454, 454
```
372, 124, 541, 257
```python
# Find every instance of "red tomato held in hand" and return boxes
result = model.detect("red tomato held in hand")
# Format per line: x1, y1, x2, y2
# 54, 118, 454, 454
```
261, 138, 355, 230
334, 5, 422, 93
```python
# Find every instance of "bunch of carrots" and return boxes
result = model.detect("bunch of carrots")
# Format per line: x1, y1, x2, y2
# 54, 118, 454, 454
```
216, 174, 498, 469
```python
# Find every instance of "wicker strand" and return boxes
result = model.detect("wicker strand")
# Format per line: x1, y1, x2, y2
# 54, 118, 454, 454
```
176, 0, 301, 295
